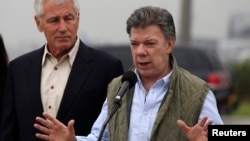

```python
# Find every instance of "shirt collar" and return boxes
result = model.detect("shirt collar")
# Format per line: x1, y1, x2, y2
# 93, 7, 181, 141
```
41, 37, 80, 67
134, 69, 173, 89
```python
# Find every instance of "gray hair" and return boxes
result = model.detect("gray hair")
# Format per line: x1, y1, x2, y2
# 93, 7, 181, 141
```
34, 0, 80, 19
126, 6, 176, 41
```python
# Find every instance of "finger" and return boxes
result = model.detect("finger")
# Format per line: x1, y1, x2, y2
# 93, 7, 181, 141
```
205, 120, 213, 126
34, 123, 50, 134
68, 120, 76, 134
198, 116, 208, 126
35, 133, 50, 141
42, 112, 65, 127
68, 120, 75, 129
177, 120, 190, 133
35, 116, 54, 129
204, 120, 213, 131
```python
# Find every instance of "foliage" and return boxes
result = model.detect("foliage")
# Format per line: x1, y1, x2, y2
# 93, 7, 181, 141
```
231, 58, 250, 100
231, 101, 250, 116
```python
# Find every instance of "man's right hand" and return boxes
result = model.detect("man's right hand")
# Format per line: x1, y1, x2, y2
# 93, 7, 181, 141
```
177, 116, 213, 141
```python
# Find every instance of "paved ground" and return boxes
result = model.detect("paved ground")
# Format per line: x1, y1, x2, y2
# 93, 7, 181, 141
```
221, 115, 250, 124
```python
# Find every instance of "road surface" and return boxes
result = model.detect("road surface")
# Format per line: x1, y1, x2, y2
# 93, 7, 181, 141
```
222, 115, 250, 125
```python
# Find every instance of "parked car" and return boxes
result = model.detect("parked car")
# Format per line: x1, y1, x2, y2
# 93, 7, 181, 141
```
96, 44, 239, 114
173, 44, 239, 114
96, 45, 133, 71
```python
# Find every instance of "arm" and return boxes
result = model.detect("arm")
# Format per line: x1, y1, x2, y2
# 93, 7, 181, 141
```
198, 90, 224, 125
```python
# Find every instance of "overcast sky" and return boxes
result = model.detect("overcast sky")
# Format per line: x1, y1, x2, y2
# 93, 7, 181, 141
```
1, 0, 250, 60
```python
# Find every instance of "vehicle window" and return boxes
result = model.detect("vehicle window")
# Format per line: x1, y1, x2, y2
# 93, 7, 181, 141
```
173, 48, 211, 71
97, 46, 133, 70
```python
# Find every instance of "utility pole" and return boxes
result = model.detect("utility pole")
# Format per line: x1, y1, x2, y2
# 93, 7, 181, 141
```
179, 0, 192, 44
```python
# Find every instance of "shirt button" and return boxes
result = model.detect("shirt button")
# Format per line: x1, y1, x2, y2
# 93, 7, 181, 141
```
48, 105, 52, 109
51, 85, 54, 89
54, 67, 57, 70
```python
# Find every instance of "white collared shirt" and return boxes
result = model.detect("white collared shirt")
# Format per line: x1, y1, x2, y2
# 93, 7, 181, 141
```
40, 38, 80, 117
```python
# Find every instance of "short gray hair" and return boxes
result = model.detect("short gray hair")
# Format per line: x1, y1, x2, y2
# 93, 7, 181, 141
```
126, 6, 176, 41
34, 0, 80, 19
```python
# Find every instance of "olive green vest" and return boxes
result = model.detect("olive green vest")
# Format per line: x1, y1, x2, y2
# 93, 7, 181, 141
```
107, 55, 210, 141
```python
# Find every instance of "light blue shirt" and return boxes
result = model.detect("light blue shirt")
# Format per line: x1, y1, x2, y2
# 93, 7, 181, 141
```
76, 71, 224, 141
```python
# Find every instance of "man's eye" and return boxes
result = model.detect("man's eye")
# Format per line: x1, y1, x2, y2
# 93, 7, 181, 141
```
146, 42, 155, 46
47, 18, 58, 23
131, 43, 138, 47
64, 15, 75, 21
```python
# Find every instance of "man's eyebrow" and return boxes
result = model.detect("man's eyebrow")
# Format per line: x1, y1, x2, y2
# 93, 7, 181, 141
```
65, 13, 75, 17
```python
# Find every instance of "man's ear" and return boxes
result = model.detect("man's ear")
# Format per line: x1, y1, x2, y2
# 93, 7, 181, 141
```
34, 16, 43, 32
166, 38, 176, 53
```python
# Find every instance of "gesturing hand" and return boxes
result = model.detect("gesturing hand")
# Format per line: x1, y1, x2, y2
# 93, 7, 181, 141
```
177, 116, 213, 141
34, 112, 76, 141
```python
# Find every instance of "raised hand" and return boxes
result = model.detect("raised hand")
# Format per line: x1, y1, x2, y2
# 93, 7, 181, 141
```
34, 112, 76, 141
177, 116, 213, 141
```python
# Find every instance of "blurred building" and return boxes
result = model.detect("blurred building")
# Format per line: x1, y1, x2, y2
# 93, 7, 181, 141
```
218, 12, 250, 66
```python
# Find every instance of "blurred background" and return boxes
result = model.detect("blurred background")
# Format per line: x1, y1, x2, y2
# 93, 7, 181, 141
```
1, 0, 250, 123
